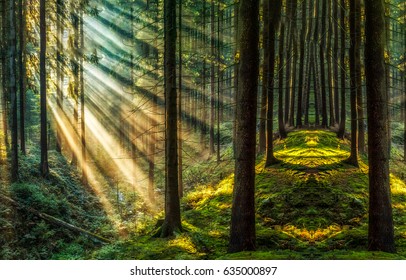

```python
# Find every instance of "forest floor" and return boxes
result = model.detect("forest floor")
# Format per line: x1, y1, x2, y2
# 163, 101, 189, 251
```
92, 130, 406, 260
1, 130, 406, 259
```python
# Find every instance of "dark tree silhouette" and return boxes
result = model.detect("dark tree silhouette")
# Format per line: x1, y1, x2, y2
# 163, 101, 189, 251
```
229, 0, 259, 253
365, 0, 395, 253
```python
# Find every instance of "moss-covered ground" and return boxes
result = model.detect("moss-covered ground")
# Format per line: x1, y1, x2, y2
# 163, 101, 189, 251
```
93, 130, 406, 260
1, 130, 405, 259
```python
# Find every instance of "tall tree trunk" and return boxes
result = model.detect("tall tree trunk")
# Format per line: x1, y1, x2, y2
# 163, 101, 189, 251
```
161, 0, 181, 237
333, 0, 340, 124
327, 0, 336, 126
356, 0, 365, 154
233, 2, 239, 158
365, 0, 395, 253
9, 0, 18, 182
278, 21, 287, 138
1, 0, 9, 149
320, 0, 328, 127
284, 1, 293, 126
200, 1, 207, 148
337, 0, 347, 138
217, 2, 222, 163
71, 7, 79, 166
178, 0, 183, 198
209, 0, 215, 155
56, 0, 63, 153
296, 0, 306, 128
80, 10, 87, 186
259, 0, 269, 154
347, 0, 360, 166
39, 0, 49, 177
19, 0, 26, 155
229, 0, 259, 253
265, 0, 282, 166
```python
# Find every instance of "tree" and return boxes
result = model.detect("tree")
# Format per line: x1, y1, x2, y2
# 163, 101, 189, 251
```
346, 0, 360, 167
178, 0, 183, 198
9, 0, 19, 182
320, 0, 328, 127
258, 0, 269, 154
56, 0, 64, 153
79, 7, 87, 186
161, 0, 182, 237
39, 0, 49, 177
209, 0, 216, 155
365, 0, 395, 253
278, 21, 287, 138
296, 0, 306, 128
19, 0, 26, 155
265, 0, 282, 166
229, 0, 259, 253
337, 0, 347, 139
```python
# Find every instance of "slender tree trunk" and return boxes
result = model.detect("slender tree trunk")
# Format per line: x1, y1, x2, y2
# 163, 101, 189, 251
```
278, 21, 287, 138
217, 2, 222, 163
347, 0, 360, 166
320, 0, 328, 127
1, 0, 9, 148
40, 0, 49, 177
229, 0, 259, 253
265, 0, 282, 166
178, 0, 183, 198
259, 0, 269, 154
327, 0, 336, 126
365, 0, 395, 253
296, 0, 306, 128
209, 0, 215, 155
19, 0, 26, 155
201, 1, 207, 148
9, 0, 18, 182
71, 8, 79, 166
356, 0, 365, 154
337, 0, 347, 138
233, 2, 239, 158
56, 0, 63, 153
289, 31, 297, 127
80, 10, 87, 186
333, 0, 340, 124
161, 0, 181, 237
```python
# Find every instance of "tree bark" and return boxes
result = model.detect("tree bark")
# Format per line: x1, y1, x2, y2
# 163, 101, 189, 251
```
320, 0, 328, 127
337, 0, 347, 138
365, 0, 395, 253
161, 0, 182, 237
259, 0, 269, 154
265, 0, 282, 166
178, 0, 183, 198
278, 22, 287, 138
209, 0, 216, 155
347, 0, 360, 166
356, 0, 365, 154
296, 0, 306, 128
9, 0, 18, 182
40, 0, 49, 177
80, 10, 87, 186
229, 0, 259, 253
19, 0, 26, 155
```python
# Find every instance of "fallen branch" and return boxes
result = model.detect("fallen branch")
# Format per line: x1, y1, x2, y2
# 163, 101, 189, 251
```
0, 192, 112, 244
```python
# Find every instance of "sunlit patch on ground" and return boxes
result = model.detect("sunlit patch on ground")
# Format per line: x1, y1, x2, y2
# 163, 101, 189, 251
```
274, 130, 350, 170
